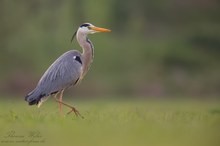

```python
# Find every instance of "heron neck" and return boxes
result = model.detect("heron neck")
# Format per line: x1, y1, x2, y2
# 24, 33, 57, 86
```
77, 32, 94, 78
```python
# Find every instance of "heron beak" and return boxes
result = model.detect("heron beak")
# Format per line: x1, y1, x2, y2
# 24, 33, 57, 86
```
91, 26, 111, 32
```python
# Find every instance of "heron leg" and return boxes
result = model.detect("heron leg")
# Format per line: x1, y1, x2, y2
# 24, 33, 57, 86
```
54, 98, 84, 118
58, 90, 64, 114
53, 91, 63, 114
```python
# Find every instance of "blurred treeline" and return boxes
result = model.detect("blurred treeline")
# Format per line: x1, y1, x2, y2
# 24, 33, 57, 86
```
0, 0, 220, 98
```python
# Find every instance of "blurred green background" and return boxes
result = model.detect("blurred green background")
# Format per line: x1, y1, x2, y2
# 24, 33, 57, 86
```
0, 1, 220, 146
0, 0, 220, 98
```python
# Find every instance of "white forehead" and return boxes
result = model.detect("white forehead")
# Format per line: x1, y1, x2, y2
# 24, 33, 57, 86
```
78, 23, 94, 34
78, 26, 90, 34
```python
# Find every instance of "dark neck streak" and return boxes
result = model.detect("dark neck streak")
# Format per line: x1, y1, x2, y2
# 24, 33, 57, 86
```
86, 37, 94, 59
77, 32, 94, 79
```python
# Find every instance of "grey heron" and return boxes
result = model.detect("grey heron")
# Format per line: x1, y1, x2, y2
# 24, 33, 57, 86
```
25, 23, 111, 117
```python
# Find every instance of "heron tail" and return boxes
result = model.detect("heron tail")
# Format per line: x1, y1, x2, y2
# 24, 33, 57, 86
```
25, 88, 45, 106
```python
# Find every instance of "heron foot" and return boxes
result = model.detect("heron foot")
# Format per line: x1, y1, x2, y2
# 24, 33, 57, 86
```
67, 107, 84, 119
55, 99, 84, 118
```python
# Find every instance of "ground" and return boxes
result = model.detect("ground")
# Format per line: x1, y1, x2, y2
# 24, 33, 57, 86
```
0, 97, 220, 146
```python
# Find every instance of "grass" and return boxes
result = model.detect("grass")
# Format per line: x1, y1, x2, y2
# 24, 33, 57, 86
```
0, 98, 220, 146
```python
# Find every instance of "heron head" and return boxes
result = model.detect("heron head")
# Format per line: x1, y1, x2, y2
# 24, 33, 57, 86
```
71, 23, 111, 42
78, 23, 111, 34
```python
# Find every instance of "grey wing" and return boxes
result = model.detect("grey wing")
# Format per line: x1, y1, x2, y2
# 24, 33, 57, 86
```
36, 50, 82, 96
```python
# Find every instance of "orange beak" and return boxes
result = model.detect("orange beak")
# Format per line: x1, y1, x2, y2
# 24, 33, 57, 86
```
91, 26, 111, 32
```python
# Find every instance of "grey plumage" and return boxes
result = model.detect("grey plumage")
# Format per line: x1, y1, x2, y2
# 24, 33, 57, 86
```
25, 50, 82, 105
